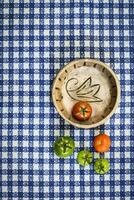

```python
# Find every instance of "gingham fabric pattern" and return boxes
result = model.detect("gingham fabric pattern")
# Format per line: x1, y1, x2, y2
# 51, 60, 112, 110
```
0, 0, 134, 199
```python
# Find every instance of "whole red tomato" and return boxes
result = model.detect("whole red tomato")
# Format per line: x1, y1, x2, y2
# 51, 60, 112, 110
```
93, 133, 111, 153
72, 101, 92, 121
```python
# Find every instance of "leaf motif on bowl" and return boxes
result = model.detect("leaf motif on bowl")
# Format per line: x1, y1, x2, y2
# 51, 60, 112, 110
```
65, 77, 103, 102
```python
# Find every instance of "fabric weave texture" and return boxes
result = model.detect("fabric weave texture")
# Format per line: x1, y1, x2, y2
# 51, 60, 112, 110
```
0, 0, 134, 199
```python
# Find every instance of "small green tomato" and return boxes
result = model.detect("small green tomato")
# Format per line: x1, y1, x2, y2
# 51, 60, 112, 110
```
94, 158, 110, 174
77, 150, 93, 166
54, 136, 75, 158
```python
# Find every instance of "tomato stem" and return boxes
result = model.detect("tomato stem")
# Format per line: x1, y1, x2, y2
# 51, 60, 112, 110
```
81, 107, 87, 119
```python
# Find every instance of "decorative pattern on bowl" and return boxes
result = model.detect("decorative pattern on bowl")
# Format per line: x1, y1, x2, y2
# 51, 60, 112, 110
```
52, 59, 120, 128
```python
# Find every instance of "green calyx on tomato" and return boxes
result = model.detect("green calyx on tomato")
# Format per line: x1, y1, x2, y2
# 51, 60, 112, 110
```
94, 158, 110, 174
77, 150, 93, 166
54, 136, 75, 158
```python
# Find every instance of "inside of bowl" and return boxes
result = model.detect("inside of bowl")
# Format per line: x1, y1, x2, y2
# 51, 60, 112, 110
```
53, 62, 117, 126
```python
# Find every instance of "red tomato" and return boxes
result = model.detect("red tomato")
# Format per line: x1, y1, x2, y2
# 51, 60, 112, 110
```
93, 133, 111, 153
72, 101, 92, 121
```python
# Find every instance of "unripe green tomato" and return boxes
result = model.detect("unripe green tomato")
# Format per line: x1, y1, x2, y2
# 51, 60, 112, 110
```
54, 136, 75, 158
94, 158, 110, 174
77, 150, 93, 166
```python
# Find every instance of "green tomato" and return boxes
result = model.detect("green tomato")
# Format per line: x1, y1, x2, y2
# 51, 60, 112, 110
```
54, 136, 75, 158
94, 158, 110, 174
77, 150, 93, 166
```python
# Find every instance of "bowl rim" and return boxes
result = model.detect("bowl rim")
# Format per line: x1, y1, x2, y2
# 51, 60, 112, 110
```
52, 58, 120, 128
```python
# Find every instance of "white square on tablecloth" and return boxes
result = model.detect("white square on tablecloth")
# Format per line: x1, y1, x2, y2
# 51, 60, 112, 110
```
94, 186, 100, 192
13, 29, 19, 36
125, 117, 130, 125
3, 30, 9, 38
3, 8, 9, 14
13, 84, 19, 92
12, 174, 18, 181
13, 117, 18, 125
33, 186, 39, 193
74, 51, 80, 58
33, 164, 39, 170
74, 186, 80, 193
74, 174, 80, 182
33, 152, 39, 159
23, 118, 29, 125
114, 185, 120, 192
53, 163, 60, 170
2, 117, 8, 125
13, 18, 19, 25
84, 29, 90, 36
2, 106, 8, 114
104, 174, 110, 181
2, 140, 8, 147
44, 186, 49, 193
23, 163, 29, 170
23, 175, 29, 182
74, 18, 80, 25
23, 152, 29, 159
125, 95, 131, 103
24, 51, 29, 58
2, 163, 8, 170
124, 52, 130, 58
115, 151, 120, 158
114, 19, 119, 25
104, 8, 109, 14
125, 162, 130, 170
34, 18, 40, 25
24, 8, 29, 14
33, 175, 39, 182
12, 152, 18, 159
24, 30, 29, 36
104, 19, 109, 25
114, 8, 119, 14
94, 174, 100, 182
3, 19, 8, 25
3, 52, 9, 58
104, 51, 110, 59
64, 175, 70, 182
64, 186, 70, 193
64, 7, 69, 14
2, 174, 8, 182
34, 8, 39, 14
125, 85, 130, 91
24, 18, 29, 25
12, 140, 18, 147
23, 140, 28, 147
45, 18, 50, 25
13, 74, 19, 80
23, 187, 29, 193
13, 52, 19, 58
115, 52, 120, 58
124, 19, 129, 25
2, 186, 8, 193
115, 163, 120, 169
3, 41, 9, 47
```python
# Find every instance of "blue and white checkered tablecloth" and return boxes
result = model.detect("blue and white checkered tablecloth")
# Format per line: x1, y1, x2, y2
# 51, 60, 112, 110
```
0, 0, 134, 199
